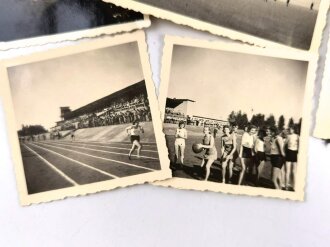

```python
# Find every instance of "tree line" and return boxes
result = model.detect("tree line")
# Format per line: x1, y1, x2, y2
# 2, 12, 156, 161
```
227, 111, 302, 133
17, 125, 48, 137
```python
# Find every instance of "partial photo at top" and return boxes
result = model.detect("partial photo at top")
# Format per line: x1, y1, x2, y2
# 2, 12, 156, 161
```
0, 0, 150, 50
104, 0, 330, 51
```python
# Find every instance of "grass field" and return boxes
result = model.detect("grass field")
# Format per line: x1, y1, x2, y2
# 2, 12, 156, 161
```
164, 123, 275, 188
136, 0, 318, 49
21, 139, 160, 194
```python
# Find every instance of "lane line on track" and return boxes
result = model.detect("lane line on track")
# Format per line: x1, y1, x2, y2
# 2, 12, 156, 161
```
30, 143, 118, 179
37, 142, 156, 172
44, 142, 159, 160
23, 144, 78, 186
86, 140, 157, 147
49, 141, 158, 153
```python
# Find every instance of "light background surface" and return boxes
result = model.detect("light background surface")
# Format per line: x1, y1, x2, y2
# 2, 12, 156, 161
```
0, 16, 330, 247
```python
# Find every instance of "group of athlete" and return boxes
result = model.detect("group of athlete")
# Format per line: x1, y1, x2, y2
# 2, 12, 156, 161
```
173, 121, 300, 191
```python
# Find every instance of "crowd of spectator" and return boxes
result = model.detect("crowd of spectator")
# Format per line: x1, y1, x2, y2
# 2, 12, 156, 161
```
59, 94, 152, 131
164, 107, 186, 124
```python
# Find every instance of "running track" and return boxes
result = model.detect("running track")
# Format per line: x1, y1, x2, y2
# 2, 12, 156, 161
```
20, 140, 160, 194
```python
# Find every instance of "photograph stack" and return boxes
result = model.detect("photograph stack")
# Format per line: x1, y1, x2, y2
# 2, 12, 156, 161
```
0, 0, 329, 205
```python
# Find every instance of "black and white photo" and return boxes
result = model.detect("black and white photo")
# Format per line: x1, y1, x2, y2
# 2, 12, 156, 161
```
0, 0, 150, 50
0, 31, 170, 205
104, 0, 329, 50
157, 36, 317, 200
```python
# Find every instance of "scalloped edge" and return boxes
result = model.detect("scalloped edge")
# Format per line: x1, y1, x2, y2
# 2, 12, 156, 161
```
0, 30, 172, 206
154, 35, 319, 201
103, 0, 329, 52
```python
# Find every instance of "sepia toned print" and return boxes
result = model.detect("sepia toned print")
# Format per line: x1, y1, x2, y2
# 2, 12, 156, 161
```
314, 37, 330, 139
156, 36, 318, 201
0, 31, 171, 205
0, 0, 150, 50
104, 0, 329, 51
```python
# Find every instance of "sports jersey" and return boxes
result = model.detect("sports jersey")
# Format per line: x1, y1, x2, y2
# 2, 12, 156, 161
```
254, 138, 265, 152
287, 134, 299, 151
127, 126, 143, 136
264, 136, 272, 154
203, 135, 217, 155
270, 136, 284, 155
222, 134, 234, 153
241, 132, 254, 148
175, 128, 187, 139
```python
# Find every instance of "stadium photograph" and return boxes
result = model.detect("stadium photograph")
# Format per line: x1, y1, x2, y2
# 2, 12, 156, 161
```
114, 0, 324, 50
160, 39, 314, 199
1, 32, 169, 204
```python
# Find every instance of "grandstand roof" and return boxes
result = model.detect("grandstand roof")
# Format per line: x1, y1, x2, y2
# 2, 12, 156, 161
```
166, 98, 195, 108
63, 80, 146, 120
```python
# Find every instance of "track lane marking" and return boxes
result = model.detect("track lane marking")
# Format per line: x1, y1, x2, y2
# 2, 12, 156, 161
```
44, 142, 159, 160
23, 144, 78, 186
30, 143, 118, 179
49, 141, 158, 153
37, 142, 156, 172
85, 140, 157, 147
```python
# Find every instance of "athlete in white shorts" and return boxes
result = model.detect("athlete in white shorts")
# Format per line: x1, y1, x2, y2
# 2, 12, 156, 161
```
174, 121, 187, 165
126, 121, 144, 159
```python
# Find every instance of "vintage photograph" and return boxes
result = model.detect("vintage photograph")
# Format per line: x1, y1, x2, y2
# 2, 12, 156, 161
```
105, 0, 329, 50
157, 36, 317, 200
0, 31, 170, 205
314, 37, 330, 139
0, 0, 149, 50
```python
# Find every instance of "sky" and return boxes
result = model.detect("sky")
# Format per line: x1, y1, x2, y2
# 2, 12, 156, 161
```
8, 42, 143, 130
167, 45, 308, 123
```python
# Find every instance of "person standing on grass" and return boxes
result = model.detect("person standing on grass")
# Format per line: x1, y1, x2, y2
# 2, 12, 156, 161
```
220, 126, 237, 184
254, 128, 267, 185
200, 126, 217, 181
126, 121, 144, 159
238, 125, 257, 185
285, 126, 299, 191
174, 121, 187, 166
270, 127, 286, 190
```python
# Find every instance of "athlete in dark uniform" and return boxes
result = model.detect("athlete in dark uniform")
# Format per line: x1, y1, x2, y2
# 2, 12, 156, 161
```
220, 126, 237, 184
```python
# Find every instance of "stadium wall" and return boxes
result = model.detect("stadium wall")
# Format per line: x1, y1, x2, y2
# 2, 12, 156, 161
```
61, 122, 156, 143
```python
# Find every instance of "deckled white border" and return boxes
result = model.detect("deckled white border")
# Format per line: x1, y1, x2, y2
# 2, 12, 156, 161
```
103, 0, 329, 51
0, 31, 171, 206
155, 35, 318, 201
314, 37, 330, 139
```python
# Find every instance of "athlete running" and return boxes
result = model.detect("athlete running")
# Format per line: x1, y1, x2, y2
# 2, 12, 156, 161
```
220, 125, 237, 184
71, 129, 75, 141
126, 121, 144, 159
